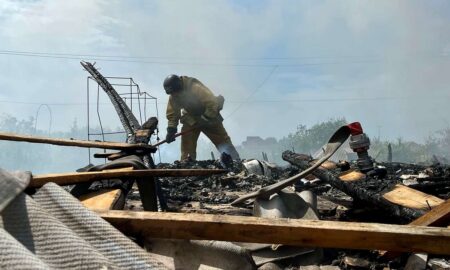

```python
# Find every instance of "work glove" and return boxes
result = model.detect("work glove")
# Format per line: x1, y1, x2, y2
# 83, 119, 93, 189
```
166, 127, 177, 143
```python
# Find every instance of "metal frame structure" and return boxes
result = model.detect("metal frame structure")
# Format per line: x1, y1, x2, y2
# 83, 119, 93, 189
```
86, 76, 160, 164
82, 61, 164, 211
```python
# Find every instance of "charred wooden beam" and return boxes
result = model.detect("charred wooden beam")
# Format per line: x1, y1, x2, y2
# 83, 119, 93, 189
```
409, 181, 450, 193
30, 169, 227, 188
97, 210, 450, 255
282, 150, 425, 221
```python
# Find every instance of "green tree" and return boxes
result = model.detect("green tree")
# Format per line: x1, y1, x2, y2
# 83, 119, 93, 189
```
279, 118, 347, 155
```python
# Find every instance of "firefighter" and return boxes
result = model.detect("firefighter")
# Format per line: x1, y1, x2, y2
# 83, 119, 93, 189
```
163, 74, 240, 161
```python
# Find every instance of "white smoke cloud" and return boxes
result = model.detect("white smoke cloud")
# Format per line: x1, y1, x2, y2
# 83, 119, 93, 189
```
0, 0, 449, 165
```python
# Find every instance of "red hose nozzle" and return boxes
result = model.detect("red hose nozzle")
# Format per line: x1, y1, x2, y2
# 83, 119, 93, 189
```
348, 122, 363, 136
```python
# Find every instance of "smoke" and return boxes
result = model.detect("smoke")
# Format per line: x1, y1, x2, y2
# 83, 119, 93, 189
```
0, 0, 449, 167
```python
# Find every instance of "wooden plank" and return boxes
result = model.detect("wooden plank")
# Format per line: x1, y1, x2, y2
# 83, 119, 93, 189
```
80, 189, 124, 210
96, 210, 450, 255
101, 167, 134, 173
338, 170, 366, 182
383, 184, 444, 210
381, 199, 450, 258
0, 132, 155, 151
316, 160, 337, 170
30, 169, 227, 187
410, 199, 450, 226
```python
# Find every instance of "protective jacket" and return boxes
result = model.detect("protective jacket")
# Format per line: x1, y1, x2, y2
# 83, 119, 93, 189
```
165, 76, 239, 161
166, 76, 223, 128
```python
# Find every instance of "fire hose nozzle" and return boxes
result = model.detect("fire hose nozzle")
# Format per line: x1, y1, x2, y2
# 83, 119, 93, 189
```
348, 122, 373, 172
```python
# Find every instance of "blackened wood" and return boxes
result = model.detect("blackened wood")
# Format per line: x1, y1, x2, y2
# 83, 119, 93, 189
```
282, 150, 425, 222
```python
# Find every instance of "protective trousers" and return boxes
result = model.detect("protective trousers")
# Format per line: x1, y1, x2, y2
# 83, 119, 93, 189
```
180, 122, 240, 161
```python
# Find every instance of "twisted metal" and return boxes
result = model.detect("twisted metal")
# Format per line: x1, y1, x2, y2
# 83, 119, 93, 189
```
81, 61, 140, 139
81, 61, 164, 211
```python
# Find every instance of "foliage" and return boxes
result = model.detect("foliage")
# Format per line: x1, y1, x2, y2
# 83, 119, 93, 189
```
237, 117, 450, 165
0, 113, 449, 173
278, 118, 347, 155
370, 137, 430, 164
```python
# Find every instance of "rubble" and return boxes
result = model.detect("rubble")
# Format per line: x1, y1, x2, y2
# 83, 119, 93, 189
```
152, 159, 280, 207
3, 117, 450, 270
119, 153, 450, 269
1, 64, 449, 269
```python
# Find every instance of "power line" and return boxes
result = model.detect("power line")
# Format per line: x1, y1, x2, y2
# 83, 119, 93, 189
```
0, 95, 448, 108
10, 49, 448, 68
0, 51, 272, 67
225, 65, 278, 119
0, 99, 108, 106
0, 50, 384, 67
226, 96, 450, 103
1, 49, 449, 61
0, 49, 380, 60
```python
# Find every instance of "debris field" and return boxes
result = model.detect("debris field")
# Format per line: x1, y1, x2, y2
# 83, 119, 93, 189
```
0, 62, 449, 270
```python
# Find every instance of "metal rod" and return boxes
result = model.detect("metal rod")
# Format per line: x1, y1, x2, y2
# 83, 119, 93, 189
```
137, 85, 143, 125
87, 76, 91, 164
97, 83, 106, 143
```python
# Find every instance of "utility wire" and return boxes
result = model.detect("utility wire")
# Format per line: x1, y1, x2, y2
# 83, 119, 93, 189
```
8, 50, 447, 68
1, 49, 448, 61
226, 96, 450, 103
0, 49, 381, 60
1, 95, 448, 107
224, 65, 278, 119
0, 50, 383, 67
0, 99, 110, 106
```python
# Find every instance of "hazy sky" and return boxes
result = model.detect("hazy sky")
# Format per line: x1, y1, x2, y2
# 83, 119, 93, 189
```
1, 0, 450, 146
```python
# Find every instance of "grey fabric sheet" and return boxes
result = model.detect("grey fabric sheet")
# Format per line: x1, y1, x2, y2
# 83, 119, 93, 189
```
0, 227, 49, 270
0, 168, 167, 270
0, 192, 115, 269
0, 169, 30, 212
34, 183, 166, 269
